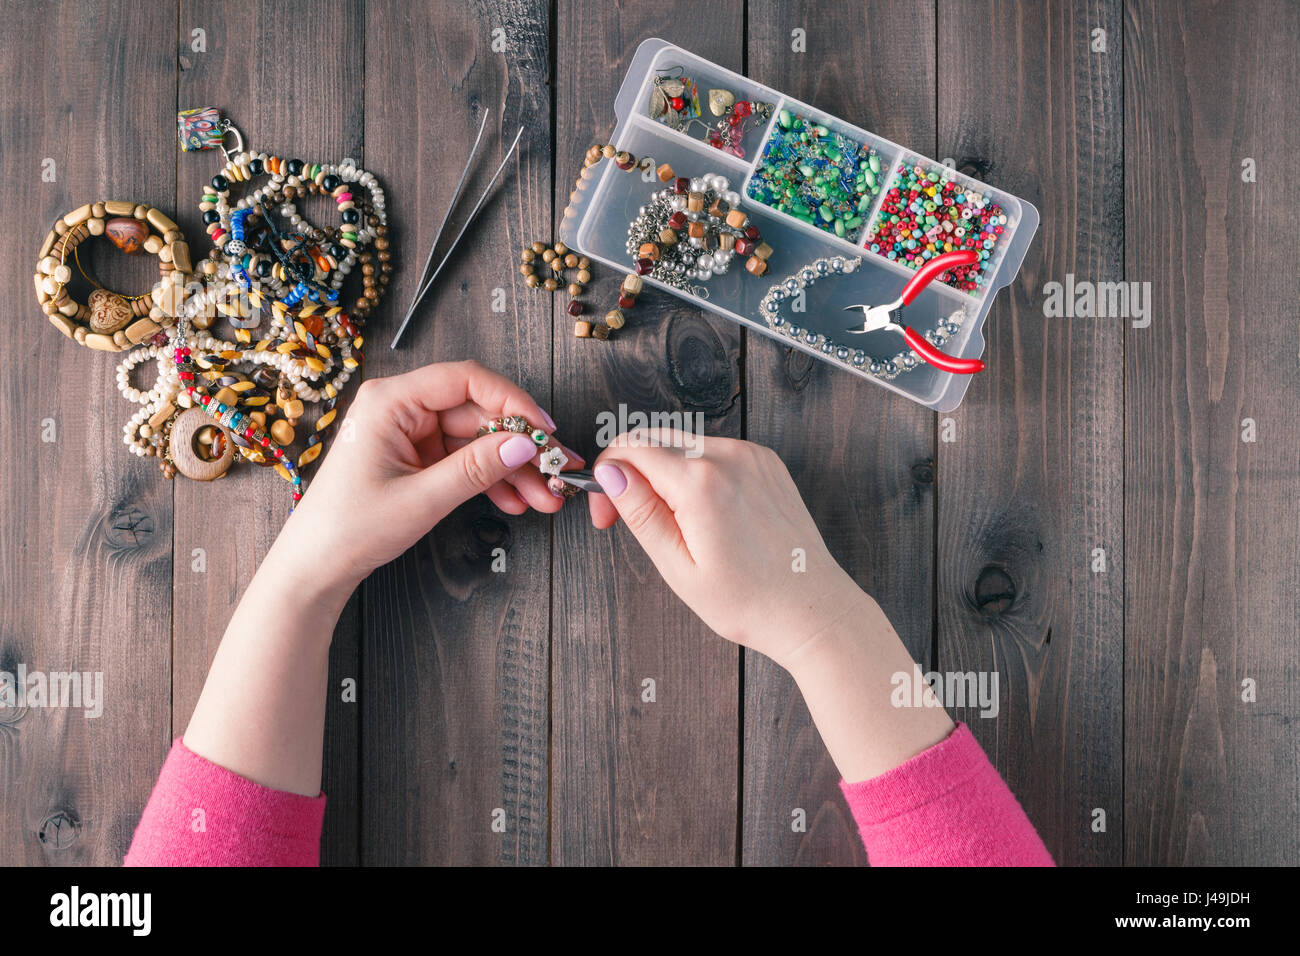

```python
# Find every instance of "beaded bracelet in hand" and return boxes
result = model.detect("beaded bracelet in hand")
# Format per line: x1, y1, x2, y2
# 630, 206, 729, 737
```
476, 415, 579, 498
758, 254, 968, 379
33, 200, 192, 352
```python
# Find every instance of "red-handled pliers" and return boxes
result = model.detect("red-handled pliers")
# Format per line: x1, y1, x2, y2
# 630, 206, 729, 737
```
841, 249, 985, 374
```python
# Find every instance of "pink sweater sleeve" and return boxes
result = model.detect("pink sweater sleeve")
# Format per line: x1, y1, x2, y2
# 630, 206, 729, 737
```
124, 738, 326, 867
840, 722, 1054, 866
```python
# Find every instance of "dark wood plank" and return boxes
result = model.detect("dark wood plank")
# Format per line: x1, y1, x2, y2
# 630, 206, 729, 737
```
0, 0, 176, 864
551, 6, 745, 864
1123, 0, 1300, 865
359, 0, 553, 865
935, 0, 1125, 866
173, 0, 364, 866
743, 0, 938, 867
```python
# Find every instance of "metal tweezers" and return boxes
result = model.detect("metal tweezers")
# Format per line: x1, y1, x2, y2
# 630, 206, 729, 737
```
551, 469, 605, 495
389, 111, 525, 348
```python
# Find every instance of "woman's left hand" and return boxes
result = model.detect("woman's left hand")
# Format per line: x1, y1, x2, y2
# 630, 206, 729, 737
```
280, 359, 580, 587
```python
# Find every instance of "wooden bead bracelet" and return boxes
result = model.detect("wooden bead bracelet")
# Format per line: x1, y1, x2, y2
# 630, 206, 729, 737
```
33, 200, 191, 352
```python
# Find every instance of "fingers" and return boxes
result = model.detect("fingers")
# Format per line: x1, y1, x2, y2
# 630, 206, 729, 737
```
586, 457, 695, 574
368, 359, 554, 441
404, 430, 541, 524
443, 435, 586, 514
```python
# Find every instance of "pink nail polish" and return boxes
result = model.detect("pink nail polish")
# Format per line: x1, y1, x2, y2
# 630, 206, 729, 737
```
539, 408, 557, 431
499, 434, 537, 468
593, 462, 628, 498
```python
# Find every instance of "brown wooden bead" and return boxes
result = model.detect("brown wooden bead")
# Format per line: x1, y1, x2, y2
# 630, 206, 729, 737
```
521, 248, 536, 262
687, 221, 705, 239
169, 408, 234, 481
87, 289, 133, 334
576, 269, 592, 284
718, 233, 736, 251
604, 309, 625, 330
271, 419, 295, 446
726, 209, 748, 229
591, 323, 610, 340
567, 283, 583, 297
659, 228, 678, 245
105, 217, 148, 254
531, 241, 547, 254
745, 255, 769, 276
638, 242, 660, 261
656, 163, 674, 182
573, 320, 592, 337
541, 249, 556, 263
543, 278, 559, 291
525, 273, 540, 288
687, 192, 704, 212
520, 263, 535, 276
709, 198, 730, 218
753, 241, 773, 260
578, 256, 590, 269
554, 242, 569, 256
621, 274, 642, 295
563, 253, 579, 268
601, 144, 616, 159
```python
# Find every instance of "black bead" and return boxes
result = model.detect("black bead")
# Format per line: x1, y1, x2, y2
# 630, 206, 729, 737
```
321, 174, 341, 191
248, 158, 263, 175
255, 260, 273, 278
329, 244, 347, 260
202, 210, 219, 225
340, 209, 359, 224
211, 174, 228, 192
287, 159, 304, 176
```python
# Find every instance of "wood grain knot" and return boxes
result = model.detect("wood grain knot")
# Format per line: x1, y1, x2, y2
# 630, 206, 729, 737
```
664, 313, 736, 413
972, 565, 1017, 617
783, 347, 817, 391
104, 506, 154, 549
911, 458, 935, 485
39, 809, 81, 850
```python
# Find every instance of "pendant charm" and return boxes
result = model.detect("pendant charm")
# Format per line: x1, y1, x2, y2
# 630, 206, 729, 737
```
708, 88, 735, 116
177, 107, 225, 152
87, 289, 134, 334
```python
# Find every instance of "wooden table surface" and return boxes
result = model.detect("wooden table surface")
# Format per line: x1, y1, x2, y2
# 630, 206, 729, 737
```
1, 0, 1296, 866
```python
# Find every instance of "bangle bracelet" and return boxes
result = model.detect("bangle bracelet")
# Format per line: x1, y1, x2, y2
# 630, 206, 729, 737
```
34, 200, 190, 351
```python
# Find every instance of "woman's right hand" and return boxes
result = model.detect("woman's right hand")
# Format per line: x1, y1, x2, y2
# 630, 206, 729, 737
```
587, 429, 868, 668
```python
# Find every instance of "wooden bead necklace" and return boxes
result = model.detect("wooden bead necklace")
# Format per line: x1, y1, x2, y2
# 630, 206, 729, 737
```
33, 200, 190, 352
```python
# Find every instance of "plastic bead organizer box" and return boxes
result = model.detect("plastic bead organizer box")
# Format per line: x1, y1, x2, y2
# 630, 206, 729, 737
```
559, 39, 1039, 412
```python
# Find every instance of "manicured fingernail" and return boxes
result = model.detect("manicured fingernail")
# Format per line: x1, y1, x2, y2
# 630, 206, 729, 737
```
560, 443, 584, 464
500, 434, 537, 468
593, 462, 627, 498
538, 407, 557, 431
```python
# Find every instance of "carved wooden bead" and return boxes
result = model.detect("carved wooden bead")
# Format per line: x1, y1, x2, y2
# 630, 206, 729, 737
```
659, 228, 678, 245
745, 255, 769, 276
620, 274, 642, 295
753, 241, 773, 261
604, 309, 625, 330
591, 323, 610, 340
574, 320, 592, 337
687, 192, 704, 212
656, 163, 675, 182
725, 209, 748, 229
638, 242, 660, 261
